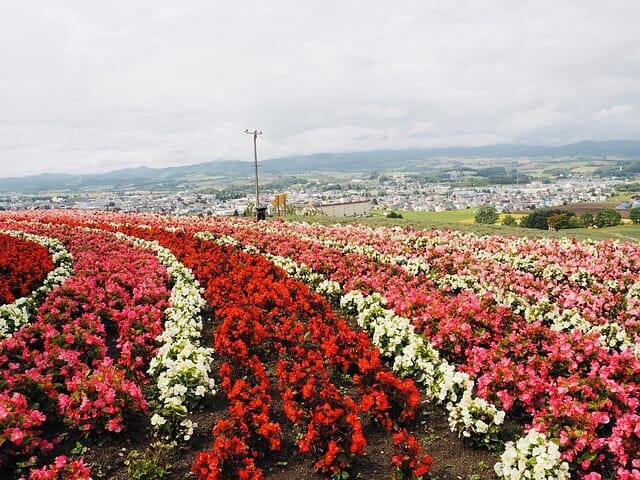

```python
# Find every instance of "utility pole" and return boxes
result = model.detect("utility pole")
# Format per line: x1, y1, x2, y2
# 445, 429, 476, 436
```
244, 129, 264, 219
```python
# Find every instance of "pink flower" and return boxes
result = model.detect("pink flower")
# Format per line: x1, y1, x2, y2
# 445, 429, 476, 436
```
54, 455, 68, 468
10, 427, 24, 445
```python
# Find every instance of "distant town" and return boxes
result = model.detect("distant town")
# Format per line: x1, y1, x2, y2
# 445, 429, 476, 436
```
1, 173, 637, 217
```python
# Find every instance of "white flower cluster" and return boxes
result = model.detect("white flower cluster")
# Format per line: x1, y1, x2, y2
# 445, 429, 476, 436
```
435, 274, 481, 293
568, 269, 593, 288
509, 254, 541, 275
494, 429, 570, 480
115, 233, 216, 442
341, 290, 505, 449
522, 302, 594, 336
590, 321, 635, 351
267, 254, 324, 285
401, 256, 431, 275
0, 230, 74, 338
319, 237, 431, 274
541, 263, 566, 281
314, 279, 342, 303
198, 231, 240, 248
448, 391, 505, 450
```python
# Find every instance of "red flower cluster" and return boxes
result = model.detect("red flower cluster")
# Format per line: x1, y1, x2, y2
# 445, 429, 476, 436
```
391, 430, 433, 479
0, 233, 54, 305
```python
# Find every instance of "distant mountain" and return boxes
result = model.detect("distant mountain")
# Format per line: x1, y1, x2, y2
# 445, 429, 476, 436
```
255, 140, 640, 172
1, 140, 639, 193
0, 161, 254, 193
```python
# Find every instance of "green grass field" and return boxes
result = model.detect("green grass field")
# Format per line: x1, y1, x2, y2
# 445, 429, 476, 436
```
607, 192, 640, 203
376, 208, 479, 223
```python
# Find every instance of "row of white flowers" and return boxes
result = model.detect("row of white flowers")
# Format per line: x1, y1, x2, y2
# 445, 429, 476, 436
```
0, 229, 74, 339
207, 228, 572, 480
113, 232, 216, 442
340, 290, 506, 451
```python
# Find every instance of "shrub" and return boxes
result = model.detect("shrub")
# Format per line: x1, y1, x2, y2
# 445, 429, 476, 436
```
594, 208, 621, 228
475, 206, 499, 224
501, 215, 518, 226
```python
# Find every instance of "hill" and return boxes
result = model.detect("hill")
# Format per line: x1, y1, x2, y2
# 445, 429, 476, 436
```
1, 140, 639, 193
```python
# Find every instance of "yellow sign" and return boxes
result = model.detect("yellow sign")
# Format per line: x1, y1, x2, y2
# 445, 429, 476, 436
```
272, 193, 288, 215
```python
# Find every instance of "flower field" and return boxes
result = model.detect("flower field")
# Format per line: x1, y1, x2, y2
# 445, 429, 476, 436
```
0, 210, 638, 480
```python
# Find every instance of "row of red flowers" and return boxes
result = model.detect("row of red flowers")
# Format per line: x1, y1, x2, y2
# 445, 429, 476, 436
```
0, 222, 171, 479
0, 232, 54, 306
108, 225, 433, 479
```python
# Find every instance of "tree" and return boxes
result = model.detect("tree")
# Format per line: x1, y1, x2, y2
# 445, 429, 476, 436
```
630, 207, 640, 224
580, 212, 594, 227
546, 213, 568, 231
520, 209, 576, 230
502, 214, 518, 226
475, 205, 499, 224
594, 208, 622, 228
567, 216, 585, 229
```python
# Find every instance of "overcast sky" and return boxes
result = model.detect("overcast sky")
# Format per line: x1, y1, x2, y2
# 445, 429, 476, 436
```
1, 1, 639, 178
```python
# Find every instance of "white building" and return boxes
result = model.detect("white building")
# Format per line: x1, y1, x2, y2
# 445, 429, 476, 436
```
316, 200, 372, 217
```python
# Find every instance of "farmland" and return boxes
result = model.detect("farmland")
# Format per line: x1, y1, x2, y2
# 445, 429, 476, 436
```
1, 210, 639, 480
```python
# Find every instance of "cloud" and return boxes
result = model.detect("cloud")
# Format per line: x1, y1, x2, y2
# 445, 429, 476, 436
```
1, 0, 639, 177
593, 104, 636, 120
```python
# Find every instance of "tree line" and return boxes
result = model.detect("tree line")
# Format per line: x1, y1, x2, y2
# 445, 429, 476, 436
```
475, 205, 640, 229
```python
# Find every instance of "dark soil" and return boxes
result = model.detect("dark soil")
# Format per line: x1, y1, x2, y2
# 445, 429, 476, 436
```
561, 201, 630, 218
76, 393, 500, 480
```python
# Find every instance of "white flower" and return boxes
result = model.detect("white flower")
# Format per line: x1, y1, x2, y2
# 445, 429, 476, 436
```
495, 430, 569, 480
150, 414, 167, 426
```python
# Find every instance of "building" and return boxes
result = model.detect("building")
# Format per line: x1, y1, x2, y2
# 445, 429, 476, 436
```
316, 200, 372, 217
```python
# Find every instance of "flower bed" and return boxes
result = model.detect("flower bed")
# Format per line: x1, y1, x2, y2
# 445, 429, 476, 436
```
184, 217, 640, 479
1, 210, 639, 479
0, 223, 171, 478
109, 225, 433, 479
